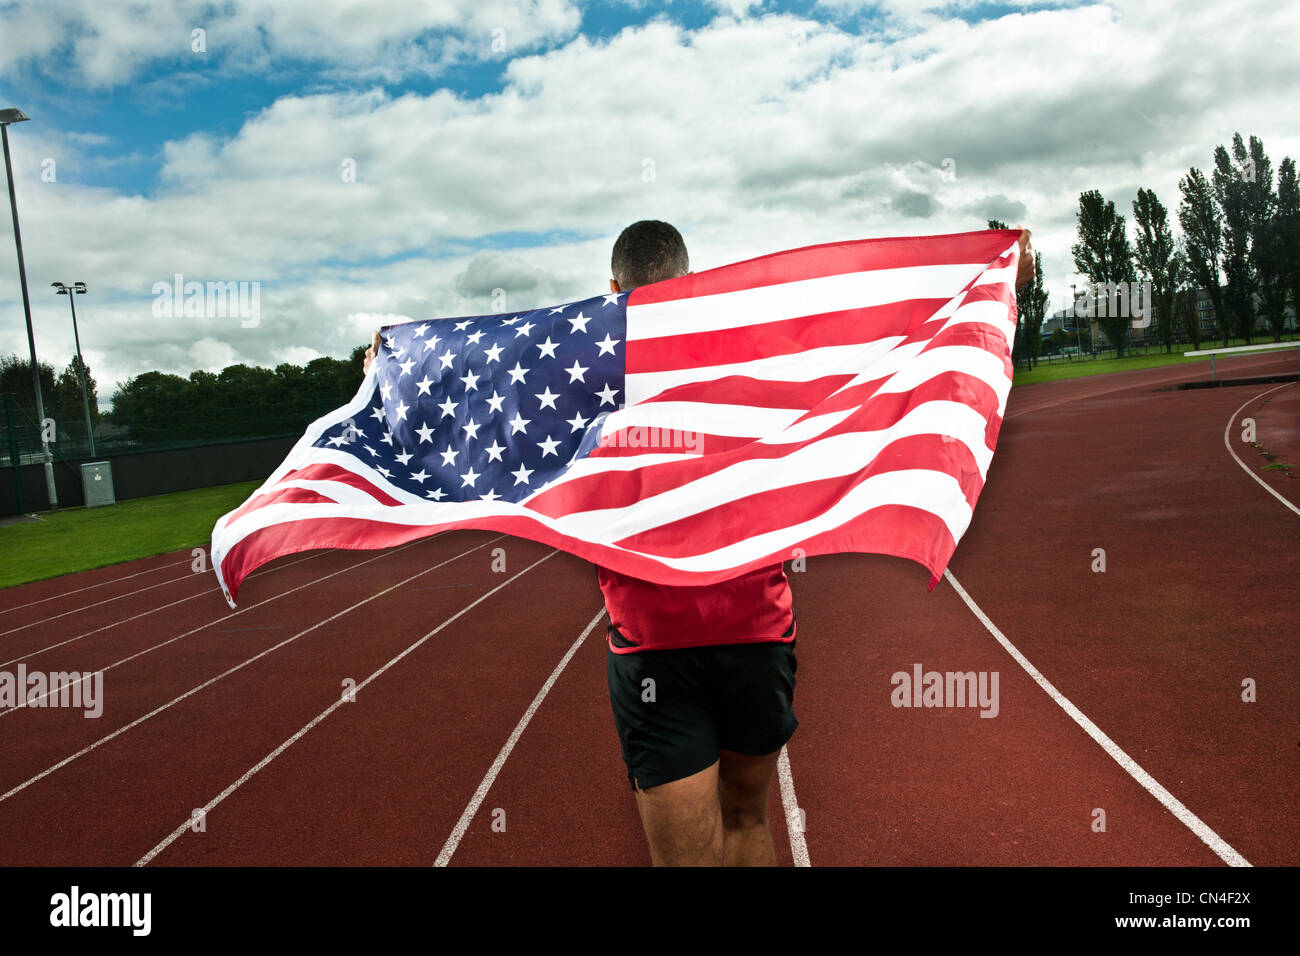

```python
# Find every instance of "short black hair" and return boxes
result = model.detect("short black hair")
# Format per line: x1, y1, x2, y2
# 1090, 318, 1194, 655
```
610, 220, 689, 291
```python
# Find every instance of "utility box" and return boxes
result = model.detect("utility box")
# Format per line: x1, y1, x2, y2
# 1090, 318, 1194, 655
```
80, 461, 116, 508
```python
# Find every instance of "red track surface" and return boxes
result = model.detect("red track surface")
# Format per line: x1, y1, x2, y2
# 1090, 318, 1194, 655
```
1, 350, 1296, 866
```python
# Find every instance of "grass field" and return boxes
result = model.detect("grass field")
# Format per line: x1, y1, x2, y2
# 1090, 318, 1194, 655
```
0, 479, 259, 589
1013, 336, 1299, 385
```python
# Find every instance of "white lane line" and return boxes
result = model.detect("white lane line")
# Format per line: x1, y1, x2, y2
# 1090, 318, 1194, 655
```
0, 556, 193, 613
0, 552, 322, 670
777, 745, 810, 867
0, 552, 334, 714
1, 571, 197, 637
0, 536, 498, 802
136, 548, 557, 867
1223, 383, 1299, 516
943, 568, 1251, 867
435, 604, 604, 867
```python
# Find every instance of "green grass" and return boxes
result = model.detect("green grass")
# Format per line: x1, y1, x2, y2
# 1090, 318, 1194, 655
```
0, 479, 260, 589
1013, 336, 1299, 386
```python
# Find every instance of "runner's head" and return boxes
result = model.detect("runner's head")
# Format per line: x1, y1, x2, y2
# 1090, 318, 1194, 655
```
610, 220, 689, 294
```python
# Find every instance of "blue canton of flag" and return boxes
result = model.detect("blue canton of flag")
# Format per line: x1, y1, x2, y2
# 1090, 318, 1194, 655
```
313, 292, 627, 504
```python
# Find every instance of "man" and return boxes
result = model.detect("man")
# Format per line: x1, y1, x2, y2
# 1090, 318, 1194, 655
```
363, 220, 1034, 866
596, 220, 799, 867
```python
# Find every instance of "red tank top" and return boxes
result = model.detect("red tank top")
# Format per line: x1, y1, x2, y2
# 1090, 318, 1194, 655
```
596, 563, 796, 654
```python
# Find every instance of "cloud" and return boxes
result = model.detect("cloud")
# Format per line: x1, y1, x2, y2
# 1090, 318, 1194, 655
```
1, 1, 1298, 392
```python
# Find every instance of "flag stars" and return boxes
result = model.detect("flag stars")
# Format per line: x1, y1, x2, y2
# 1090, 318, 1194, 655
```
484, 440, 506, 462
514, 321, 535, 338
393, 400, 410, 421
462, 420, 482, 440
410, 469, 430, 483
415, 376, 434, 396
507, 362, 529, 384
538, 435, 562, 457
567, 411, 589, 433
381, 430, 395, 445
415, 422, 435, 443
485, 391, 506, 414
536, 337, 559, 358
398, 358, 416, 377
423, 336, 441, 353
602, 292, 623, 306
509, 412, 531, 435
426, 488, 446, 500
395, 450, 413, 465
466, 330, 486, 345
511, 464, 534, 485
480, 489, 502, 502
549, 304, 568, 314
413, 323, 429, 338
535, 386, 559, 410
460, 370, 481, 392
454, 320, 472, 331
483, 343, 504, 364
460, 467, 481, 488
567, 312, 592, 334
380, 382, 394, 401
565, 360, 589, 383
596, 383, 620, 406
376, 465, 392, 477
438, 397, 458, 419
440, 446, 459, 466
370, 406, 386, 422
439, 349, 456, 370
595, 333, 621, 356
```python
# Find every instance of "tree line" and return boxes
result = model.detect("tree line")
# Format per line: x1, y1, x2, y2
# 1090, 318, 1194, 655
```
997, 130, 1298, 365
1, 345, 367, 447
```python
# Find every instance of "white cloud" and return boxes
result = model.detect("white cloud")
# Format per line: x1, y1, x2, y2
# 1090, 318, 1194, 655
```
1, 1, 1297, 393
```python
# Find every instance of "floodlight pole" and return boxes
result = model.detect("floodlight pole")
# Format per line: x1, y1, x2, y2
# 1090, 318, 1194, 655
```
1, 111, 58, 510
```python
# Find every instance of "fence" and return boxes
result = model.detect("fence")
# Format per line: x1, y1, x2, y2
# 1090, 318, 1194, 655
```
0, 392, 331, 515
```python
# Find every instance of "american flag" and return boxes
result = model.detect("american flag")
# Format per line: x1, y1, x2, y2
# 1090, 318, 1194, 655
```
212, 229, 1021, 606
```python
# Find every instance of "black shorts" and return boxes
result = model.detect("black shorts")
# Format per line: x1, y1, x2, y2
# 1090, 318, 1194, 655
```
606, 633, 798, 791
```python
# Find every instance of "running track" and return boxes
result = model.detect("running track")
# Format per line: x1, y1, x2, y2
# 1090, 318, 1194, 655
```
0, 350, 1295, 866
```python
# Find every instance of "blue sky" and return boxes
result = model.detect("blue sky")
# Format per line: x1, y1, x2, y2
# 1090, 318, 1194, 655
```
0, 0, 1293, 397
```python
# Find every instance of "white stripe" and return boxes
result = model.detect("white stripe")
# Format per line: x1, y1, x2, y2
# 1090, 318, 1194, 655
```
136, 546, 552, 866
601, 401, 804, 440
1223, 383, 1299, 516
778, 745, 811, 867
626, 262, 990, 341
942, 568, 1251, 867
434, 605, 606, 866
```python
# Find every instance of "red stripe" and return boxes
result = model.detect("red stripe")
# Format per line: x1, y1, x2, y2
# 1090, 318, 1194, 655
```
611, 432, 982, 558
627, 230, 1022, 304
281, 463, 403, 506
627, 298, 952, 374
228, 485, 339, 524
526, 368, 1003, 518
633, 374, 855, 410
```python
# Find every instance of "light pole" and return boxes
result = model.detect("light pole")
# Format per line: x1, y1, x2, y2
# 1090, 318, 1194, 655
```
52, 281, 95, 457
1, 106, 58, 510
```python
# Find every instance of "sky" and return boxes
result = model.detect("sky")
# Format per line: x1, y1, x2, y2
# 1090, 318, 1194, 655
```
0, 0, 1296, 404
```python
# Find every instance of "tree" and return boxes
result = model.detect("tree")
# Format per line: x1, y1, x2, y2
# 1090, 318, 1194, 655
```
1213, 135, 1258, 343
1273, 157, 1300, 337
53, 355, 100, 425
0, 353, 58, 425
1179, 167, 1230, 346
1071, 190, 1137, 358
1132, 188, 1183, 353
